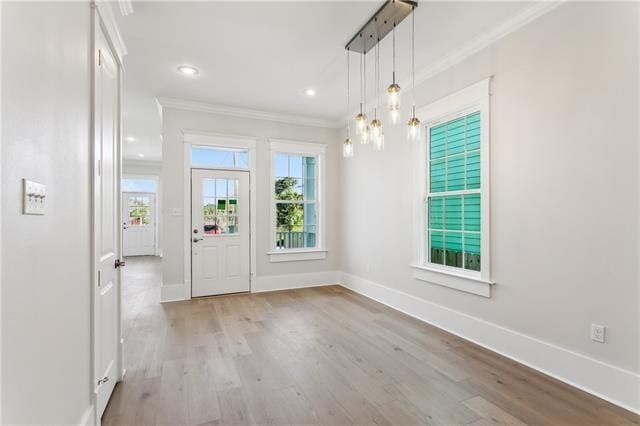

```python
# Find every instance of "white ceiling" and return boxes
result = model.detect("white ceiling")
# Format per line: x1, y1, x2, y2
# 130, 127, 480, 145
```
116, 1, 535, 161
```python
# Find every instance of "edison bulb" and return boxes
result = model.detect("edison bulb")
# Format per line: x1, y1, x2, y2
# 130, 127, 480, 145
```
343, 138, 354, 158
407, 116, 421, 141
361, 125, 370, 144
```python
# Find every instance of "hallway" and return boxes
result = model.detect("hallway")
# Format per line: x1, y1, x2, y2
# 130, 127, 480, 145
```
102, 258, 636, 425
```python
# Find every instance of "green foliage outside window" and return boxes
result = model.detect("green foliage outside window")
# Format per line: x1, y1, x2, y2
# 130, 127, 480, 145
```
275, 177, 303, 232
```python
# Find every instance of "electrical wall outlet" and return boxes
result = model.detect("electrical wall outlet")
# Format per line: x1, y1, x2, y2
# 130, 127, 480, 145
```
591, 324, 605, 343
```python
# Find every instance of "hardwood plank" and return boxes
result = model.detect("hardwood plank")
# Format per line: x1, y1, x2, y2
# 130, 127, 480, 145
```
462, 396, 526, 425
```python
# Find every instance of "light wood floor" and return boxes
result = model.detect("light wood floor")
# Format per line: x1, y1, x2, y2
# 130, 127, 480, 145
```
103, 256, 638, 425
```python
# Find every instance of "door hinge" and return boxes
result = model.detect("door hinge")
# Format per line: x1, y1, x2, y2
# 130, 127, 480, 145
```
98, 159, 101, 177
98, 49, 102, 67
97, 270, 101, 288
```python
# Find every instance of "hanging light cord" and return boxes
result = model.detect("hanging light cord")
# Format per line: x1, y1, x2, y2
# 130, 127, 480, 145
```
363, 50, 367, 114
411, 6, 416, 113
359, 42, 363, 111
376, 40, 380, 119
346, 49, 350, 134
392, 22, 396, 84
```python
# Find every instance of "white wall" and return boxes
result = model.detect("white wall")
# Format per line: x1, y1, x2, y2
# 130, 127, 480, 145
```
1, 2, 92, 424
123, 158, 162, 176
161, 108, 340, 293
339, 0, 638, 380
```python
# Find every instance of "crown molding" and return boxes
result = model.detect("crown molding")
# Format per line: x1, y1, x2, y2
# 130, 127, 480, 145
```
336, 0, 565, 128
404, 1, 564, 91
157, 97, 341, 129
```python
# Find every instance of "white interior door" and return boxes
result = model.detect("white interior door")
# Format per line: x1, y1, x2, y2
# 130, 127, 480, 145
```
93, 24, 121, 418
191, 169, 250, 297
122, 192, 155, 256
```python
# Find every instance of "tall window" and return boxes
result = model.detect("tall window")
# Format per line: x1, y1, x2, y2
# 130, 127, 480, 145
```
427, 111, 482, 272
414, 79, 491, 297
269, 139, 326, 261
274, 153, 317, 249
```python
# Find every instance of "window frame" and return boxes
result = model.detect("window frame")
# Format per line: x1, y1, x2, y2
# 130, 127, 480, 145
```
268, 139, 327, 262
411, 78, 494, 297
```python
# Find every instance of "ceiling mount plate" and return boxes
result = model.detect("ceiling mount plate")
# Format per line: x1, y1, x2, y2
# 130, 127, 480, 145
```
345, 0, 418, 54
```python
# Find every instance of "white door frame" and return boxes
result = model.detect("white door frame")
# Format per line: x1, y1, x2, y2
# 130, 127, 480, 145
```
123, 174, 161, 256
91, 2, 126, 423
182, 131, 257, 300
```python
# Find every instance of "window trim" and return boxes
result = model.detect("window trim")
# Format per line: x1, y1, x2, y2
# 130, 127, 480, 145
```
412, 78, 494, 297
269, 138, 327, 262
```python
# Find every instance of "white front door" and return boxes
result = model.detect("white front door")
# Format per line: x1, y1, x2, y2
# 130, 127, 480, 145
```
122, 192, 156, 256
191, 169, 250, 297
93, 23, 121, 418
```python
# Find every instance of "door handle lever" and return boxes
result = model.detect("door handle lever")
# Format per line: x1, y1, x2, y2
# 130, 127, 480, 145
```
193, 237, 203, 243
115, 259, 126, 268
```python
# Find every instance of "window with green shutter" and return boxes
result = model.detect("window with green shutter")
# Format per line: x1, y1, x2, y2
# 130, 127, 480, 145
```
427, 111, 482, 272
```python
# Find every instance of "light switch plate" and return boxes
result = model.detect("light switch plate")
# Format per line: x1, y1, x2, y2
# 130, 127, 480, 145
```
23, 179, 46, 215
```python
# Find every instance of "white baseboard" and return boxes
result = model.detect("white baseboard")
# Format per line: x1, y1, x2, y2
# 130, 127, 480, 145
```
339, 272, 640, 414
77, 404, 95, 426
160, 282, 186, 302
252, 270, 340, 293
160, 271, 340, 301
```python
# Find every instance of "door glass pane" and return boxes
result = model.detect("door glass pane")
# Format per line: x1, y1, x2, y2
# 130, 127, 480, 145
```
202, 178, 239, 235
127, 194, 151, 226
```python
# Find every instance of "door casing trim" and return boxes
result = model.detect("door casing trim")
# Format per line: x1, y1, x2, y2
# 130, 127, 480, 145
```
182, 131, 257, 300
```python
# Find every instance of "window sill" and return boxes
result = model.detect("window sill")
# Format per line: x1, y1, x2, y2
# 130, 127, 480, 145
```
410, 264, 495, 298
268, 249, 327, 263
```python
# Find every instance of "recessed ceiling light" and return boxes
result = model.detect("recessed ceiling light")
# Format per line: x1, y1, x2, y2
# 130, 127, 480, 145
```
177, 65, 199, 76
138, 153, 145, 158
304, 88, 316, 96
126, 136, 136, 142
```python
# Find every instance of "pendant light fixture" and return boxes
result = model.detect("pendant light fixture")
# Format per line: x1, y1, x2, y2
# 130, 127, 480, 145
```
371, 38, 384, 150
387, 22, 401, 125
407, 5, 421, 141
344, 0, 418, 157
343, 49, 354, 158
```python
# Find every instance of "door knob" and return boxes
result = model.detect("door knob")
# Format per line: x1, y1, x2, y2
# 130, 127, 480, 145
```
193, 237, 203, 243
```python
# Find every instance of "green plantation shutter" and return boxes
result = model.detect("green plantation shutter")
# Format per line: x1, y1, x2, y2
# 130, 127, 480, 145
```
428, 111, 482, 272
